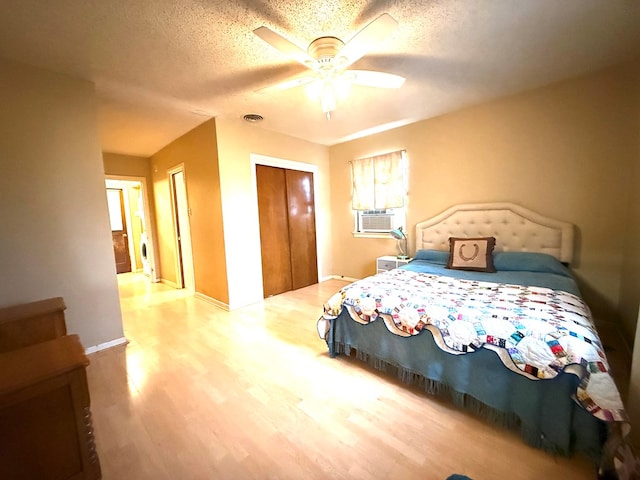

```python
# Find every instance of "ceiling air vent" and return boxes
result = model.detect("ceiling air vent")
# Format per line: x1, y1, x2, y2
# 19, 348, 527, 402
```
243, 113, 264, 122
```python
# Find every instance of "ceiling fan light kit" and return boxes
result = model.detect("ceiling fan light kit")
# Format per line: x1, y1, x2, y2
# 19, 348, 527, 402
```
254, 13, 406, 120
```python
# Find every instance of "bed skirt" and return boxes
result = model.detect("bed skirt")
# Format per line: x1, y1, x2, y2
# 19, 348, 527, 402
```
326, 310, 607, 463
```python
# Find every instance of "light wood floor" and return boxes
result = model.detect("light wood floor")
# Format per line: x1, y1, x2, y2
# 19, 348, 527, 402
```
87, 273, 599, 479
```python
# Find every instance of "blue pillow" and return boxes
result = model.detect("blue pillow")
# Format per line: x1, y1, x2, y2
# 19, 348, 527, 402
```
492, 252, 570, 276
413, 249, 449, 265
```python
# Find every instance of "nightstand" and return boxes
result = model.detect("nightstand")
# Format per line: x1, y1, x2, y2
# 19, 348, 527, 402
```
377, 255, 412, 273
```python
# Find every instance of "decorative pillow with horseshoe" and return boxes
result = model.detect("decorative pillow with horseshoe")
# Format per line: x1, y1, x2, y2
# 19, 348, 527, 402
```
447, 236, 496, 272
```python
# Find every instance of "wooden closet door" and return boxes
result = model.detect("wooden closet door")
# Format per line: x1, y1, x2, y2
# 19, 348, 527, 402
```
257, 165, 319, 297
286, 170, 318, 290
256, 165, 293, 297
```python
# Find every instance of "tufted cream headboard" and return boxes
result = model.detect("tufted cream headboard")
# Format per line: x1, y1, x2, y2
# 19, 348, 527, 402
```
415, 202, 574, 264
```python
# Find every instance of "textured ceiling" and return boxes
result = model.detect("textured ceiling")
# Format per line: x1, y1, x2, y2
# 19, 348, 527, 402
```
1, 1, 639, 157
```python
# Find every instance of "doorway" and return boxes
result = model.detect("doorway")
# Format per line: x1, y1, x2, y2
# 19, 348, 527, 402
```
105, 177, 157, 282
169, 166, 195, 291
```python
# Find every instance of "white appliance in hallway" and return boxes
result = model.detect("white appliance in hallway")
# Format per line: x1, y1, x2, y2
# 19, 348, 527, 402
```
140, 232, 151, 276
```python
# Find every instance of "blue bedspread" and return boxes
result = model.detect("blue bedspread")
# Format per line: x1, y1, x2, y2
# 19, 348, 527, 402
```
317, 251, 628, 463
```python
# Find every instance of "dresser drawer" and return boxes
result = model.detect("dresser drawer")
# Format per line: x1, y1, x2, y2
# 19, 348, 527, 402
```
377, 259, 397, 271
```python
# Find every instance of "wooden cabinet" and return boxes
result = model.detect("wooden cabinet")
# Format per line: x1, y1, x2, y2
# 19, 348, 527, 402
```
376, 255, 412, 274
0, 297, 100, 479
0, 297, 67, 353
0, 335, 101, 480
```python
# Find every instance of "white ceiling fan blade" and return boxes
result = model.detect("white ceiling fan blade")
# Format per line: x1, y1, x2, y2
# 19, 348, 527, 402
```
349, 70, 405, 88
253, 26, 318, 70
256, 74, 317, 93
334, 13, 399, 70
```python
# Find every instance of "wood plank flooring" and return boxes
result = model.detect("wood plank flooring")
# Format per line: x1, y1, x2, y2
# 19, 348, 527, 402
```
87, 273, 599, 479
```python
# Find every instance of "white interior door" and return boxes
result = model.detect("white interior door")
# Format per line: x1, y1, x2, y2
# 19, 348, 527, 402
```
171, 169, 195, 291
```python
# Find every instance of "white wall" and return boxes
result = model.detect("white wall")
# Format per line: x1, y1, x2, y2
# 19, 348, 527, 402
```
0, 58, 124, 349
215, 117, 331, 309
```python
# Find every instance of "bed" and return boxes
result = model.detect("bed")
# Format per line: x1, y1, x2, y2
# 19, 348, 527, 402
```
317, 202, 630, 475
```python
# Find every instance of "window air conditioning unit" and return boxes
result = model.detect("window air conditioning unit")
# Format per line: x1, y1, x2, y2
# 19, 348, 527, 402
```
360, 212, 394, 232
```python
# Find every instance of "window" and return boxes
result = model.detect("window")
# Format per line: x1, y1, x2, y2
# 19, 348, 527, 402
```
351, 150, 407, 234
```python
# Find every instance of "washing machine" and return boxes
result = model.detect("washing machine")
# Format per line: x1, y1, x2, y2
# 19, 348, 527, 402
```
140, 232, 151, 276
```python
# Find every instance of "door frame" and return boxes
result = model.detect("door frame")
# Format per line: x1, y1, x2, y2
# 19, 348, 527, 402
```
250, 154, 321, 296
168, 164, 195, 291
105, 175, 159, 283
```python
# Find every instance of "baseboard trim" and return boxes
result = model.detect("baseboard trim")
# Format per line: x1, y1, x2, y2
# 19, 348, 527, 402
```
85, 336, 128, 355
228, 299, 262, 311
194, 292, 230, 311
326, 275, 359, 282
160, 278, 180, 289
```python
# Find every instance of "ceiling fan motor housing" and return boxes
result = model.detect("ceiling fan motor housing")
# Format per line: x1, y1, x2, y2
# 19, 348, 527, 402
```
307, 36, 346, 69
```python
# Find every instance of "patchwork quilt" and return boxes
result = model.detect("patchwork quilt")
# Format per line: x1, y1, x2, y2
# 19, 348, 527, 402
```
321, 268, 627, 423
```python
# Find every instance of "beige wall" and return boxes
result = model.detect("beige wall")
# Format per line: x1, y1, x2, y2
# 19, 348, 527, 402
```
215, 117, 331, 309
625, 63, 640, 447
0, 58, 124, 349
150, 119, 229, 303
147, 116, 331, 309
103, 152, 152, 179
620, 62, 640, 341
329, 62, 639, 339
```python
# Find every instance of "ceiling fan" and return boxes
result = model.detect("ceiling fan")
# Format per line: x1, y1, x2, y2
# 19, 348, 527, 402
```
253, 13, 406, 119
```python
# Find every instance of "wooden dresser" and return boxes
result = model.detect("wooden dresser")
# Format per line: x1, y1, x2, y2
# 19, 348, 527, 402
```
0, 296, 67, 353
0, 299, 101, 480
